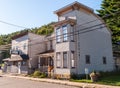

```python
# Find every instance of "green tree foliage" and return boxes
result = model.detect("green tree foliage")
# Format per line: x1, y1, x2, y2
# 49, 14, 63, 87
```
97, 0, 120, 43
0, 22, 54, 46
0, 22, 54, 59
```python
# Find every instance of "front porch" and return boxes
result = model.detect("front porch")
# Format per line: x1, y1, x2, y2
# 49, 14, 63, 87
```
3, 54, 29, 74
38, 51, 54, 77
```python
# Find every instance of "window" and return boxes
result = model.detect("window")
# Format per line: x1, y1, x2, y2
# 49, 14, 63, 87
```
16, 46, 19, 50
71, 27, 74, 41
23, 43, 27, 50
21, 61, 27, 66
50, 40, 53, 50
62, 25, 68, 41
103, 57, 107, 64
71, 51, 75, 68
63, 52, 67, 68
85, 55, 90, 64
56, 52, 61, 68
56, 28, 61, 43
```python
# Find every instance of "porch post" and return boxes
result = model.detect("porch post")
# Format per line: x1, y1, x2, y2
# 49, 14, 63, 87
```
38, 56, 41, 69
18, 61, 21, 74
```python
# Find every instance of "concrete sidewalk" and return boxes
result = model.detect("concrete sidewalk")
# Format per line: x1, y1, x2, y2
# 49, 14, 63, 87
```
1, 73, 120, 88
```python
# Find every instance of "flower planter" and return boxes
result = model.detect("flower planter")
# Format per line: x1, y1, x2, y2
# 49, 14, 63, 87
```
90, 75, 98, 82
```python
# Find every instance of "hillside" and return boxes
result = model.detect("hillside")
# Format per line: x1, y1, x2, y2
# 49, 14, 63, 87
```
0, 22, 55, 46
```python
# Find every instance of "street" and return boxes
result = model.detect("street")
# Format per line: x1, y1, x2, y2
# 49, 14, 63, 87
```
0, 76, 79, 88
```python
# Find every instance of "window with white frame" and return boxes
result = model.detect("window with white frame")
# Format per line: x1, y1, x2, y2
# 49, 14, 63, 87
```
56, 27, 61, 43
56, 52, 61, 68
62, 25, 68, 41
63, 52, 67, 68
71, 51, 75, 68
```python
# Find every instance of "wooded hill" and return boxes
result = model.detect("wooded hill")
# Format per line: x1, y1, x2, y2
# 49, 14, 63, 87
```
0, 22, 54, 46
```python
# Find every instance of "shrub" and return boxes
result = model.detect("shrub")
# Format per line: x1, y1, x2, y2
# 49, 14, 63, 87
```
39, 73, 47, 78
33, 71, 41, 77
70, 73, 86, 79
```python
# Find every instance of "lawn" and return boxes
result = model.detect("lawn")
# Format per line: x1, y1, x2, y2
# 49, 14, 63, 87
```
98, 75, 120, 86
71, 75, 120, 86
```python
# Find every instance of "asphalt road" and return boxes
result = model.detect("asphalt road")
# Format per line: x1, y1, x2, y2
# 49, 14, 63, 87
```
0, 76, 79, 88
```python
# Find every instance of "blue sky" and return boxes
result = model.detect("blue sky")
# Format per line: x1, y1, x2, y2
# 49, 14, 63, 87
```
0, 0, 102, 34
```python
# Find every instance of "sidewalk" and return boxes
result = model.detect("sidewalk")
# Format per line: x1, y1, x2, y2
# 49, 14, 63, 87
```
1, 73, 120, 88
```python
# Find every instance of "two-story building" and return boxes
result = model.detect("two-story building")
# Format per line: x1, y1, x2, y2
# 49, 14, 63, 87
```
3, 32, 46, 74
52, 1, 114, 78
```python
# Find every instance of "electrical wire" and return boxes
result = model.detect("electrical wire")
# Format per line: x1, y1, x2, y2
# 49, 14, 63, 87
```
0, 20, 28, 29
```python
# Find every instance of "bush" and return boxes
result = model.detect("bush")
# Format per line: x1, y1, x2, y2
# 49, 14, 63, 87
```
70, 73, 86, 79
33, 71, 41, 77
39, 73, 47, 78
32, 71, 47, 78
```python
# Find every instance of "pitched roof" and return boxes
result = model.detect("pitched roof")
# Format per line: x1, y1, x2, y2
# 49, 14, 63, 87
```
54, 1, 94, 15
12, 31, 28, 40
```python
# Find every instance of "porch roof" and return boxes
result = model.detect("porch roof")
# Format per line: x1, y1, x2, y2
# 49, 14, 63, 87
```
37, 50, 54, 57
3, 58, 22, 62
3, 54, 29, 62
3, 58, 11, 61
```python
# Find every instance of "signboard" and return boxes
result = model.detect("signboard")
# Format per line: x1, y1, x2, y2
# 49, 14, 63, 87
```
85, 68, 89, 74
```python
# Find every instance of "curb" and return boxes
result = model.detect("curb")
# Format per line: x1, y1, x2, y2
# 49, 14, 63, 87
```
1, 74, 120, 88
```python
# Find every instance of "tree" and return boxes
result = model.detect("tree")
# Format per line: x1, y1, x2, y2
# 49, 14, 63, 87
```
97, 0, 120, 44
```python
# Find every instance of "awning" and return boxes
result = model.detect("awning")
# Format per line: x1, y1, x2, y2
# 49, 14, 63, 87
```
3, 58, 22, 62
3, 58, 11, 61
37, 50, 54, 58
3, 54, 29, 62
39, 52, 54, 57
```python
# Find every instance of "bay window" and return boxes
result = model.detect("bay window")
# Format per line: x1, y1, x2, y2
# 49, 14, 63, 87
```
62, 25, 68, 41
71, 51, 75, 68
56, 28, 61, 43
63, 52, 67, 68
56, 52, 61, 68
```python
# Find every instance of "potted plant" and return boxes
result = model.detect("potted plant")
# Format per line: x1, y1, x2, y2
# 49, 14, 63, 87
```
90, 71, 99, 82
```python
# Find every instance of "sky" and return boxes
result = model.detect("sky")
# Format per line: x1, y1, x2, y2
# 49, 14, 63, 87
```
0, 0, 102, 34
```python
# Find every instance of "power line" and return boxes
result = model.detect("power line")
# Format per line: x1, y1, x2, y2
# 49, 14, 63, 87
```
0, 20, 28, 29
10, 11, 120, 48
11, 22, 106, 49
28, 24, 106, 47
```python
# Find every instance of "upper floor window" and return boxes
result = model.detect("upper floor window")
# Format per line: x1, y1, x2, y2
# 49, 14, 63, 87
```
62, 25, 68, 42
50, 40, 53, 50
56, 28, 61, 43
23, 43, 27, 50
71, 27, 74, 41
16, 46, 19, 51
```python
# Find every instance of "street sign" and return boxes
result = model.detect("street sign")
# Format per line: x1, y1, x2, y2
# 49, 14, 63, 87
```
85, 68, 89, 74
